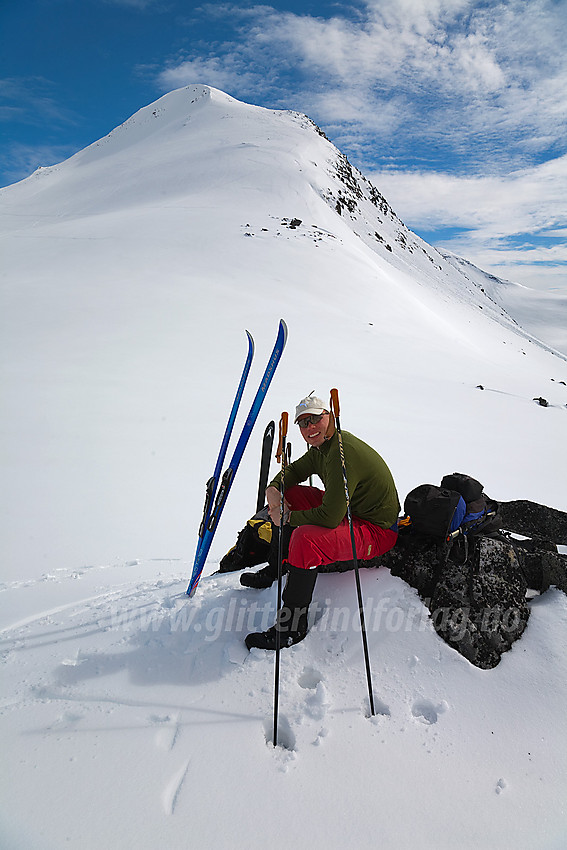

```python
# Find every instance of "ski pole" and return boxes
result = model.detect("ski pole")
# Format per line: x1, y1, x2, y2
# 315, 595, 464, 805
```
273, 411, 289, 747
329, 388, 376, 717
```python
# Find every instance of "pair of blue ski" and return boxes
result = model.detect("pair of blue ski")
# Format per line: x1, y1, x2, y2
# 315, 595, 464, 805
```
186, 319, 288, 597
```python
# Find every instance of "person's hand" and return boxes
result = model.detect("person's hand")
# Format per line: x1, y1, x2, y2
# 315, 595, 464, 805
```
266, 486, 279, 512
266, 486, 290, 526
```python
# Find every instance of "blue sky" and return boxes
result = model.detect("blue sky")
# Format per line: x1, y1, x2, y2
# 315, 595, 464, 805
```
1, 0, 566, 290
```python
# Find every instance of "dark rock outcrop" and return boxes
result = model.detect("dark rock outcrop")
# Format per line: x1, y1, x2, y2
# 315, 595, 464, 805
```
499, 500, 567, 545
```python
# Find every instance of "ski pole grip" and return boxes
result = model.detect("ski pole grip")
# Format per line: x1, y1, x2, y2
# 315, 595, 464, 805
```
330, 388, 340, 418
276, 411, 289, 462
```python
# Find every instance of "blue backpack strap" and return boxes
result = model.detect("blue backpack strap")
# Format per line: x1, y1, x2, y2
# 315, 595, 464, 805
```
449, 496, 467, 532
463, 508, 486, 524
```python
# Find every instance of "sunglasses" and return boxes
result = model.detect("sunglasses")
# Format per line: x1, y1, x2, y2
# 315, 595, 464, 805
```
297, 413, 325, 428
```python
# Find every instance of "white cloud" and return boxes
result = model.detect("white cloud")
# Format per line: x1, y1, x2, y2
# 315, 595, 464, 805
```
0, 77, 82, 185
159, 56, 259, 96
0, 76, 78, 127
157, 0, 566, 168
368, 156, 567, 290
371, 155, 567, 235
0, 142, 78, 187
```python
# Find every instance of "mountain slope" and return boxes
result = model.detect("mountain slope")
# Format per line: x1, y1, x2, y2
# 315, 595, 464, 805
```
1, 84, 566, 850
1, 83, 542, 339
441, 250, 567, 356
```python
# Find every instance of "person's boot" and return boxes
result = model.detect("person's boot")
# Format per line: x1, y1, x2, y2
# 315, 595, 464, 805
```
240, 561, 279, 589
240, 524, 292, 589
245, 565, 318, 650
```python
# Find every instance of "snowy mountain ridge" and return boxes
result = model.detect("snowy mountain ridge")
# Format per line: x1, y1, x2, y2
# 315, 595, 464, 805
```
6, 84, 560, 356
440, 249, 567, 357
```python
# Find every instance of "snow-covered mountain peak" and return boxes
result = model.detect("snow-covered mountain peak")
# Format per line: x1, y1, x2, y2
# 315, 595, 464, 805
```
0, 84, 528, 335
2, 84, 377, 222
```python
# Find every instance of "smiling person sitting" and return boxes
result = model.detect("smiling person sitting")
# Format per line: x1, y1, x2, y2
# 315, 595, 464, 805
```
243, 393, 400, 650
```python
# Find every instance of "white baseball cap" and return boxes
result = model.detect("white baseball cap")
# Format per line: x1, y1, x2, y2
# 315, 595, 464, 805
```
294, 393, 328, 424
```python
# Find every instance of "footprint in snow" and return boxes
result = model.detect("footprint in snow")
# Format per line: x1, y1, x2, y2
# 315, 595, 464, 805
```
411, 699, 449, 725
304, 681, 329, 721
150, 713, 181, 751
50, 711, 84, 731
298, 667, 329, 724
297, 666, 323, 690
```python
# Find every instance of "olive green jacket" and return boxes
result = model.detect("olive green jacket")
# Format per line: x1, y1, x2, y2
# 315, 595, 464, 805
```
269, 430, 400, 529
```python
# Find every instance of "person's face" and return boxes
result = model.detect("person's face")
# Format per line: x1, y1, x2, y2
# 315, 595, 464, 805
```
297, 412, 330, 448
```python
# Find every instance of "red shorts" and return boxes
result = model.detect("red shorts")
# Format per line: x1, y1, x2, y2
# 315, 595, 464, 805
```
285, 485, 398, 570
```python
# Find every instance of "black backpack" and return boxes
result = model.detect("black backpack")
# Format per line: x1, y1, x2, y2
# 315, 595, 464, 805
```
218, 507, 272, 573
402, 473, 499, 541
403, 485, 465, 538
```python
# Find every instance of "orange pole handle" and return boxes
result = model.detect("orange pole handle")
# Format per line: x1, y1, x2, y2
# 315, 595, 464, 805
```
276, 411, 289, 462
330, 388, 340, 418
